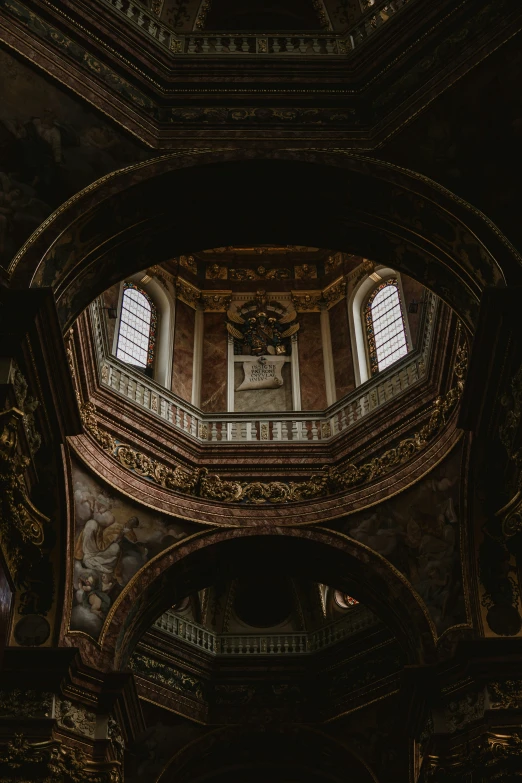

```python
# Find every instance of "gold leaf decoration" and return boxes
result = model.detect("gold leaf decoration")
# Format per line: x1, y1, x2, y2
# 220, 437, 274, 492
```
80, 342, 467, 505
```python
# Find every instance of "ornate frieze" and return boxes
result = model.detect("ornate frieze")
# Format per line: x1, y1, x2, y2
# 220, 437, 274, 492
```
0, 690, 52, 719
489, 680, 522, 710
0, 734, 122, 783
79, 341, 467, 504
130, 653, 205, 701
229, 266, 292, 281
0, 406, 48, 585
226, 301, 299, 355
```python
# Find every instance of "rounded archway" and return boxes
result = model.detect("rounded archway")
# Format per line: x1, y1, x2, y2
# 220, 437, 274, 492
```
156, 724, 379, 783
65, 526, 438, 672
8, 150, 521, 333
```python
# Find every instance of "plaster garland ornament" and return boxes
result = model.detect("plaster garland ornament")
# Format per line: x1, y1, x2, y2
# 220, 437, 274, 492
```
421, 731, 522, 782
0, 734, 122, 783
130, 653, 205, 700
0, 407, 47, 581
79, 342, 468, 505
226, 301, 299, 356
489, 680, 522, 710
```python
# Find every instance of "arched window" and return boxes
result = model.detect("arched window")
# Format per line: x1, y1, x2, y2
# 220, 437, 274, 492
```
334, 591, 359, 610
365, 278, 408, 374
116, 282, 157, 371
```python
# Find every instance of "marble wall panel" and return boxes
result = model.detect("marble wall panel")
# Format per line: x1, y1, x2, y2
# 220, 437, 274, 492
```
298, 313, 327, 411
330, 299, 355, 402
401, 274, 426, 350
234, 363, 292, 412
201, 312, 228, 413
172, 301, 195, 403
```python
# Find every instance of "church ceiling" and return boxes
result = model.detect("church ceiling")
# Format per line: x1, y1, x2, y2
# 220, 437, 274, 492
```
120, 0, 365, 34
0, 0, 519, 147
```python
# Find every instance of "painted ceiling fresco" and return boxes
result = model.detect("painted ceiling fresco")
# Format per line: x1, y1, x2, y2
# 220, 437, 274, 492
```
0, 48, 147, 269
70, 460, 198, 640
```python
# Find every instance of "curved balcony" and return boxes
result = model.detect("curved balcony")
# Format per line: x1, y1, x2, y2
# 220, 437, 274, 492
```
153, 604, 378, 656
100, 0, 413, 58
88, 292, 438, 446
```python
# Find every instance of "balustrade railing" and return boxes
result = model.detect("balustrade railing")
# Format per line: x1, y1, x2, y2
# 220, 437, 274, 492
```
153, 606, 378, 656
99, 0, 412, 57
88, 292, 436, 445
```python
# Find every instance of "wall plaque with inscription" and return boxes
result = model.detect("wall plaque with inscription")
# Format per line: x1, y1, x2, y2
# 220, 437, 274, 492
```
236, 356, 286, 391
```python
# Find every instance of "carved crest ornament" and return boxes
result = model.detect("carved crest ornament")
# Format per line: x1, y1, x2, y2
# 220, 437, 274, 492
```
226, 299, 300, 356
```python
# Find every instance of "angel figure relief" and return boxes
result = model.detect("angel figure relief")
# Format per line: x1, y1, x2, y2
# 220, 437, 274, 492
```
226, 300, 300, 356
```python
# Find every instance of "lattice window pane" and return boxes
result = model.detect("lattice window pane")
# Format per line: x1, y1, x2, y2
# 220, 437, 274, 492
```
365, 278, 408, 375
116, 283, 157, 370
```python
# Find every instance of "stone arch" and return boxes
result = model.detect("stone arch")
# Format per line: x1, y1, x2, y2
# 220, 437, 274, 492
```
7, 150, 521, 333
65, 526, 438, 672
155, 724, 380, 783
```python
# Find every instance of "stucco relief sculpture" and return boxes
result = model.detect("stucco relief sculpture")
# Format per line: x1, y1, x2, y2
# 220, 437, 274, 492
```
226, 300, 300, 357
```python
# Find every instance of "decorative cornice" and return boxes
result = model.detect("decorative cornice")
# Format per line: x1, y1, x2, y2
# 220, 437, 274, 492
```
0, 734, 122, 783
1, 0, 519, 147
79, 340, 467, 504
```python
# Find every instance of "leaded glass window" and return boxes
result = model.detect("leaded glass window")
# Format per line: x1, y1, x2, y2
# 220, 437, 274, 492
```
116, 283, 157, 371
365, 278, 408, 374
334, 591, 359, 609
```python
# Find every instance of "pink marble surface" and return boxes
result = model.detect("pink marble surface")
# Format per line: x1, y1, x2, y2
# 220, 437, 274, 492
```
298, 313, 327, 410
172, 301, 194, 403
330, 299, 355, 400
200, 312, 227, 412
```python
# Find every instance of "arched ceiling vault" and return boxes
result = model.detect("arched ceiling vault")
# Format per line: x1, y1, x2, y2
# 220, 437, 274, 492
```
8, 151, 519, 334
64, 527, 439, 673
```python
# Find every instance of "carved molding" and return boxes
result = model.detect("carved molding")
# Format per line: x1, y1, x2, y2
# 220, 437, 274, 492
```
422, 731, 522, 782
79, 342, 467, 504
0, 734, 122, 783
0, 407, 48, 583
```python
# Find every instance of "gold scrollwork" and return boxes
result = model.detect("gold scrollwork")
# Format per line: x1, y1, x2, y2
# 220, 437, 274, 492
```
80, 342, 467, 505
0, 408, 47, 580
0, 733, 122, 783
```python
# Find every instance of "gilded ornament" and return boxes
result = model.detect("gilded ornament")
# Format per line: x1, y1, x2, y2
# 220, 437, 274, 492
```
130, 653, 205, 700
81, 343, 468, 504
322, 278, 347, 309
0, 408, 47, 582
229, 266, 292, 282
175, 279, 201, 309
0, 733, 121, 783
489, 680, 522, 710
226, 302, 299, 356
0, 690, 52, 718
201, 292, 231, 312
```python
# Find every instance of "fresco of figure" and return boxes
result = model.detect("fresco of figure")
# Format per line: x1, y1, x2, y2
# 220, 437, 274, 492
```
70, 465, 195, 639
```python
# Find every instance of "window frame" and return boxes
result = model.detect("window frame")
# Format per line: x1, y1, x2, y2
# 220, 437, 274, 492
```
364, 277, 409, 376
115, 282, 157, 373
348, 265, 413, 386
